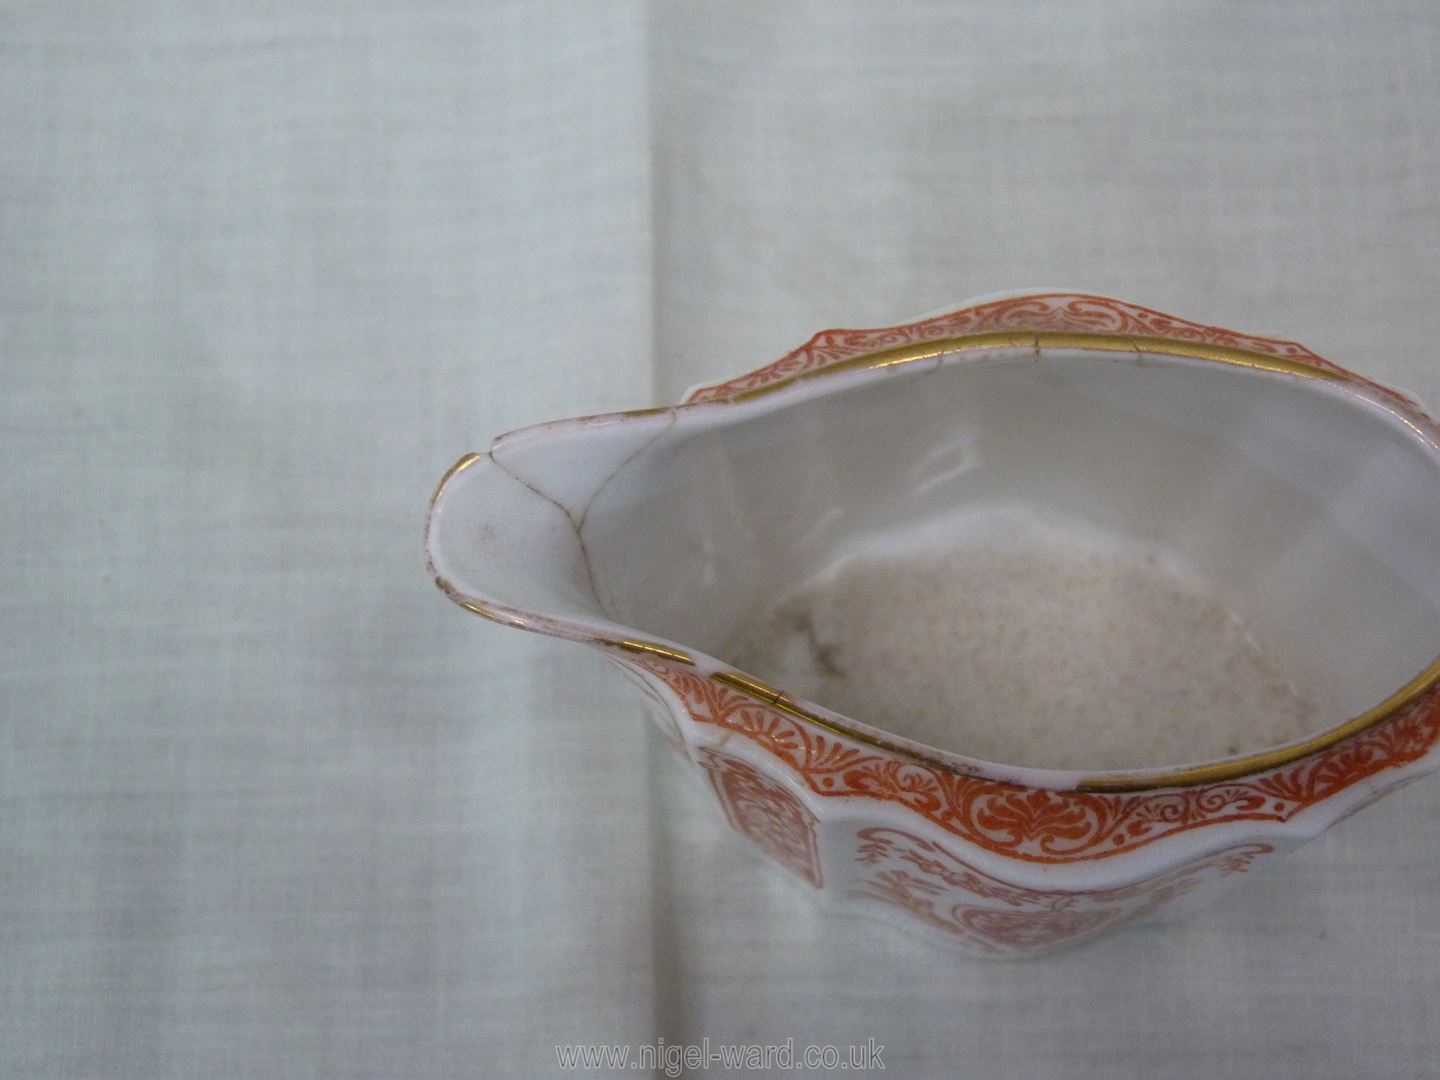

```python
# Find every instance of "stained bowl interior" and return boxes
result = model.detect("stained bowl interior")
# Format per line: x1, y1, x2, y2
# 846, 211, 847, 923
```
432, 346, 1440, 769
591, 353, 1440, 734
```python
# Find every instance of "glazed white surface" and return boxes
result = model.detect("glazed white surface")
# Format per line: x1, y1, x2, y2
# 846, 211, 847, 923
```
8, 4, 1440, 1079
432, 346, 1440, 773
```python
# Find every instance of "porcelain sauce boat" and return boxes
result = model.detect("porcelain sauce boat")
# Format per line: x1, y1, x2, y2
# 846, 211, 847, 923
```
426, 291, 1440, 957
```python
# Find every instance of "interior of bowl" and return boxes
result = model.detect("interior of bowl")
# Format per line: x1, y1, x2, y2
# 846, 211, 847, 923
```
569, 348, 1440, 768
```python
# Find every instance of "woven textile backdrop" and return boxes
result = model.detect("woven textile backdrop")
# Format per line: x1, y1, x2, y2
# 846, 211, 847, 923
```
4, 3, 1440, 1077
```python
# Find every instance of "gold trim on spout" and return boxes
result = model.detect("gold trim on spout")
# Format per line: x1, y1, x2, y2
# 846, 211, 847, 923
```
612, 639, 695, 665
430, 451, 484, 505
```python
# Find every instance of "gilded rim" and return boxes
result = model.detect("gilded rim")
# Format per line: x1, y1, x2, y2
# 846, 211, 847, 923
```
719, 330, 1348, 403
429, 330, 1440, 793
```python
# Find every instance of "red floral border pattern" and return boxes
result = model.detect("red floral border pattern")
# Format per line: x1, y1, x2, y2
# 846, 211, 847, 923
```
635, 658, 1440, 864
682, 292, 1415, 410
851, 827, 1272, 955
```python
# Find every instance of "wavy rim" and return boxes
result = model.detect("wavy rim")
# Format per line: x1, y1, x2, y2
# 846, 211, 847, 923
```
429, 329, 1440, 793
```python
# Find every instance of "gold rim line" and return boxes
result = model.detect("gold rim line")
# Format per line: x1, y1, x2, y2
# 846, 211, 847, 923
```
429, 451, 484, 507
708, 655, 1440, 793
432, 575, 529, 629
1079, 653, 1440, 791
614, 639, 695, 666
722, 331, 1346, 403
711, 670, 784, 703
433, 576, 696, 665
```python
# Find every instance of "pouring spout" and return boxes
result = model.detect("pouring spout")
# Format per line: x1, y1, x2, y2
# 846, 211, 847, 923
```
424, 407, 679, 645
423, 449, 604, 638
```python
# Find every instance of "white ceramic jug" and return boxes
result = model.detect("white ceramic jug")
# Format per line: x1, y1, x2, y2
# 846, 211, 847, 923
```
426, 291, 1440, 957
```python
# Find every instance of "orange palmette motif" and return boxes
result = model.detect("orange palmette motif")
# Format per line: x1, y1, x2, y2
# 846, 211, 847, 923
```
635, 658, 1440, 864
631, 656, 1440, 953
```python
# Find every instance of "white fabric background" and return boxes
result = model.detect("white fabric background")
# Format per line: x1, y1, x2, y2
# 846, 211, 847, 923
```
4, 3, 1440, 1077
